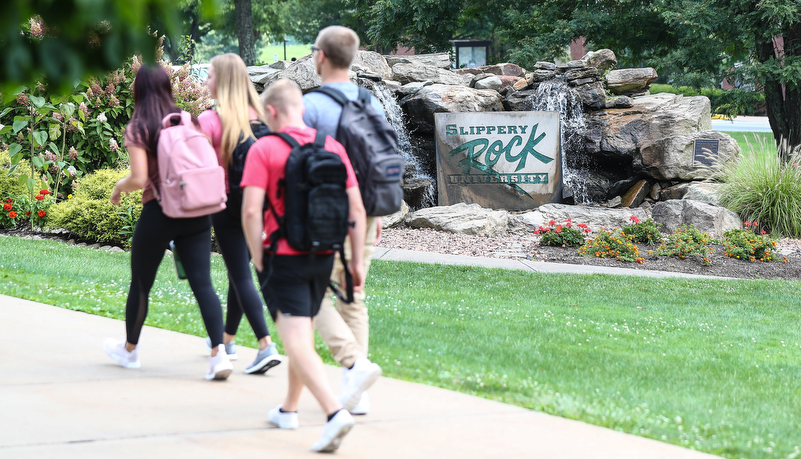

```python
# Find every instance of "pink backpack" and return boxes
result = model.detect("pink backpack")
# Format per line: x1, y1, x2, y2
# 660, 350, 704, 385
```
154, 111, 227, 218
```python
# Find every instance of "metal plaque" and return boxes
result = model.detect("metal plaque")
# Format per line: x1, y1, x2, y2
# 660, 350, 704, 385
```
693, 139, 720, 167
435, 111, 562, 210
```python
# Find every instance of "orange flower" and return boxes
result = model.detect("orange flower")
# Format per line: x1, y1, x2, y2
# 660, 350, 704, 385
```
8, 211, 16, 219
37, 210, 46, 218
3, 203, 11, 211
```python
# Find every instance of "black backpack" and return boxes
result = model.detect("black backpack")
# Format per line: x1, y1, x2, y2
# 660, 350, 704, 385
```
226, 119, 271, 219
312, 86, 405, 217
263, 131, 354, 302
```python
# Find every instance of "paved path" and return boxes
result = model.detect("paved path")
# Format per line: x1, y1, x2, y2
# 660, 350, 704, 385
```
0, 250, 723, 458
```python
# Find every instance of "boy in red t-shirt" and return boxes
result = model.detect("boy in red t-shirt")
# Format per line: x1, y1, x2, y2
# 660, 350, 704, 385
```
241, 79, 366, 453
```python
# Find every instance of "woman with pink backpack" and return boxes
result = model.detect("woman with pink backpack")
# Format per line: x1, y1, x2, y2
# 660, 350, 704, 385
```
197, 54, 283, 375
103, 64, 233, 381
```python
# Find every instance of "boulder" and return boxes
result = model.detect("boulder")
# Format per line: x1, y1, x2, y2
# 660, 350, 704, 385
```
637, 130, 740, 180
400, 84, 504, 133
605, 68, 658, 95
261, 55, 322, 92
398, 81, 434, 97
580, 49, 617, 73
455, 63, 525, 77
534, 61, 556, 71
498, 75, 522, 90
651, 199, 741, 238
682, 182, 723, 205
537, 204, 650, 230
510, 210, 545, 231
660, 182, 692, 200
502, 88, 538, 111
649, 182, 661, 200
621, 179, 650, 208
403, 177, 435, 209
469, 73, 495, 87
351, 50, 393, 80
605, 95, 634, 109
564, 67, 600, 82
382, 200, 410, 228
573, 81, 607, 111
391, 63, 472, 86
474, 76, 503, 90
247, 65, 281, 86
405, 203, 512, 237
530, 69, 556, 83
385, 53, 451, 69
581, 93, 712, 162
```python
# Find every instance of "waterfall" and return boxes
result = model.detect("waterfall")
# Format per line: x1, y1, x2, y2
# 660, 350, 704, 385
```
369, 82, 436, 209
524, 81, 597, 204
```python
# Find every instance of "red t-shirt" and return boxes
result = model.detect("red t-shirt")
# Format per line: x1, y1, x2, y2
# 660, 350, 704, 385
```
240, 126, 358, 255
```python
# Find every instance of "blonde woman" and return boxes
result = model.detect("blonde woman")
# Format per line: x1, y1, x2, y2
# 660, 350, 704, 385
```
198, 53, 281, 374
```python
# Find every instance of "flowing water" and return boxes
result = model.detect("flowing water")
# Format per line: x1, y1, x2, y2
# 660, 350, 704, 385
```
523, 81, 597, 204
370, 82, 436, 208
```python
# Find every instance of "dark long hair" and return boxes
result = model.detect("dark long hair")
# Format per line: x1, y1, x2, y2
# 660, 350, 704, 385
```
128, 65, 180, 157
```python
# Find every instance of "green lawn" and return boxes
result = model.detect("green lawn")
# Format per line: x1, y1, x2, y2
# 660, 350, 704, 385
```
258, 44, 312, 64
720, 131, 776, 157
1, 236, 800, 458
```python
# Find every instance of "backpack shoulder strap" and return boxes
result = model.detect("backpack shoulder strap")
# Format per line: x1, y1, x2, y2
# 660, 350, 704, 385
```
266, 131, 301, 149
313, 86, 349, 107
313, 130, 327, 149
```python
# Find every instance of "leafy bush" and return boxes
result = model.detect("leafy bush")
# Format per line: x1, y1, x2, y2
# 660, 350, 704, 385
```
47, 169, 142, 246
579, 229, 642, 263
0, 150, 46, 200
621, 216, 662, 245
656, 225, 714, 265
723, 226, 785, 263
534, 219, 588, 247
716, 137, 801, 237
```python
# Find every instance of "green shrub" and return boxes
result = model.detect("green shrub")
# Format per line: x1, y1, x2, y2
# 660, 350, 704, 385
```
47, 169, 142, 246
621, 216, 662, 245
535, 219, 587, 247
578, 229, 642, 263
657, 225, 714, 265
723, 227, 784, 263
716, 138, 801, 237
0, 150, 47, 200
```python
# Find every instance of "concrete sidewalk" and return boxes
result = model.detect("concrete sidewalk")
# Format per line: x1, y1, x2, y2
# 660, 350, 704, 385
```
0, 294, 720, 458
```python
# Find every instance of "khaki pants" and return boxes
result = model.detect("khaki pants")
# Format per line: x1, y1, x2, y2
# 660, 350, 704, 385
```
314, 217, 377, 369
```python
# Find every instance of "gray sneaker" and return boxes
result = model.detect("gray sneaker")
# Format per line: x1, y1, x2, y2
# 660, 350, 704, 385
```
244, 342, 283, 374
205, 337, 238, 361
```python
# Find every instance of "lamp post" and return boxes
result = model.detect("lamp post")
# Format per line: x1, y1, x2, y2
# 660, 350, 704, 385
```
283, 38, 288, 61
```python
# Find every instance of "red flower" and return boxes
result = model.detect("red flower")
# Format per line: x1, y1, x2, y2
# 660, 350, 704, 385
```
744, 222, 751, 227
555, 227, 562, 233
761, 229, 767, 235
566, 222, 572, 228
3, 203, 12, 211
629, 215, 640, 223
548, 219, 556, 226
40, 189, 50, 195
4, 198, 11, 203
37, 210, 46, 218
8, 211, 16, 219
753, 221, 758, 227
25, 211, 31, 216
35, 195, 44, 201
533, 230, 540, 235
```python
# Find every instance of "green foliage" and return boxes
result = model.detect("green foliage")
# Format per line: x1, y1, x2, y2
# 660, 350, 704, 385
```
0, 150, 45, 200
0, 0, 219, 93
723, 227, 783, 263
578, 229, 642, 263
657, 226, 714, 265
535, 219, 587, 248
366, 0, 465, 53
621, 216, 662, 245
46, 169, 142, 245
716, 137, 801, 238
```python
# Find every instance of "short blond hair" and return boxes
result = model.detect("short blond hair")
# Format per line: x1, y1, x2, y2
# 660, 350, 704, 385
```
261, 79, 303, 115
315, 26, 359, 69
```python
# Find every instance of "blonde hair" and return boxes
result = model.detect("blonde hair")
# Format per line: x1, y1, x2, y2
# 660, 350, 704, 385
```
315, 26, 359, 69
210, 53, 266, 168
261, 79, 303, 116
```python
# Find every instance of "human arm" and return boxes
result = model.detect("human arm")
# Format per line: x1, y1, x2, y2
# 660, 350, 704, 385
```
375, 217, 382, 245
110, 145, 148, 206
346, 186, 366, 291
242, 186, 267, 272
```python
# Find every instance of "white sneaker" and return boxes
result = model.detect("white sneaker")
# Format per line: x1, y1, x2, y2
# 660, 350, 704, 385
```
205, 344, 233, 380
204, 337, 238, 361
268, 404, 299, 429
103, 338, 140, 369
350, 392, 370, 415
339, 358, 381, 412
312, 410, 354, 452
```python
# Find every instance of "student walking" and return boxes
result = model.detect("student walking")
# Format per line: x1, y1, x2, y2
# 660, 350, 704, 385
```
241, 79, 366, 452
104, 65, 233, 380
302, 26, 386, 414
198, 53, 282, 374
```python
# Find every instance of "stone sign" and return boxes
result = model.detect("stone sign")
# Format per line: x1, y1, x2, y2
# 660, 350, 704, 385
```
693, 139, 720, 167
435, 111, 562, 210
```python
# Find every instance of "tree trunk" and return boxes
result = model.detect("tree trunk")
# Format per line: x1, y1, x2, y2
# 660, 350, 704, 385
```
758, 23, 801, 160
234, 0, 256, 66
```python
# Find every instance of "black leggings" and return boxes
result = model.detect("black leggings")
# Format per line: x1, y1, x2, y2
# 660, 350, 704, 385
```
126, 200, 224, 347
212, 208, 270, 340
